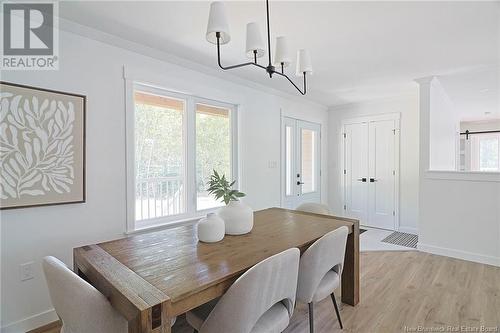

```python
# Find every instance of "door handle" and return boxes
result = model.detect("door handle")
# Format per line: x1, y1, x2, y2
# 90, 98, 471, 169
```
297, 181, 304, 185
357, 178, 367, 182
370, 178, 377, 182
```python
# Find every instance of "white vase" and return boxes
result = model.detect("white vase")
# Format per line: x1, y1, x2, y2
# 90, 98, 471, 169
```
197, 213, 225, 243
217, 200, 253, 235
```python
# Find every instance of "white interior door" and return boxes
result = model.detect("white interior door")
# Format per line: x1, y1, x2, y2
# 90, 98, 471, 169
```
343, 116, 399, 230
344, 122, 369, 223
368, 119, 396, 230
283, 117, 321, 208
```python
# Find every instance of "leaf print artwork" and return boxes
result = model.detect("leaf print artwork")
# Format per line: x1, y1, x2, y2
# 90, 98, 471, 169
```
0, 94, 75, 198
0, 82, 85, 209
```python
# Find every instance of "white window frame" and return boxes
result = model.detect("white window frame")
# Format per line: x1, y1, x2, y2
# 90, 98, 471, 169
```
126, 82, 238, 232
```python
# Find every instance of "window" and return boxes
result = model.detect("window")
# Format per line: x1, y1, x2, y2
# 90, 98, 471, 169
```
196, 103, 232, 210
134, 92, 186, 222
471, 133, 500, 172
129, 84, 237, 231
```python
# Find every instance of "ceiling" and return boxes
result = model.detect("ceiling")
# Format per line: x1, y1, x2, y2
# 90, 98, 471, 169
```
439, 65, 499, 121
59, 1, 499, 111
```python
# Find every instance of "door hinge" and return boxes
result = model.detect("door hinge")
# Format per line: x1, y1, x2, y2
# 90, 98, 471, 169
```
344, 169, 346, 175
393, 170, 395, 176
393, 129, 396, 135
344, 204, 347, 210
343, 133, 346, 139
393, 210, 395, 216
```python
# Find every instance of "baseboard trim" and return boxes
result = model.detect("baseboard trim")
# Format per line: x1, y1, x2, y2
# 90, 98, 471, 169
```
1, 309, 58, 333
27, 320, 60, 333
417, 243, 500, 267
398, 226, 418, 234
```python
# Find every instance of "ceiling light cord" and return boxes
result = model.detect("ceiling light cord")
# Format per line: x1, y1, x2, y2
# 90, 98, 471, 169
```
266, 0, 272, 68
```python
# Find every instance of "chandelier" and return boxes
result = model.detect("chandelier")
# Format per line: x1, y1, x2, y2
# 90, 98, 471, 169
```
206, 0, 312, 95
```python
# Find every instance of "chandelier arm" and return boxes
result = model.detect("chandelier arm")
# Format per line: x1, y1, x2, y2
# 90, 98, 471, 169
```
216, 34, 267, 71
212, 6, 308, 96
273, 71, 307, 95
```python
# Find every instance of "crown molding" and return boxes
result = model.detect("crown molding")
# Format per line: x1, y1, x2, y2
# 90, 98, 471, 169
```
57, 17, 327, 110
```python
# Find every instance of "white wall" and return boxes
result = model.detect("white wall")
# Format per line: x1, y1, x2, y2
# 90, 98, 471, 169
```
460, 119, 500, 132
417, 77, 500, 267
418, 174, 500, 265
429, 78, 459, 171
0, 27, 328, 331
327, 94, 420, 233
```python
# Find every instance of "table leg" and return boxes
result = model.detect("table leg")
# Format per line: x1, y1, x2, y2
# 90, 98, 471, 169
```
127, 305, 171, 333
341, 220, 360, 306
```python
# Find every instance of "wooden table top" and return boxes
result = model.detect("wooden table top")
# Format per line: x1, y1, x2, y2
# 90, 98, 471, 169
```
97, 208, 355, 307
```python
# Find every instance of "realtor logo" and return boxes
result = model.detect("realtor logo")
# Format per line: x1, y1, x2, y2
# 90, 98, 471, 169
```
1, 2, 59, 70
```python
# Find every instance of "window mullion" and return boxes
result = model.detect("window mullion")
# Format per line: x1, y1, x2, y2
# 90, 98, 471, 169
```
186, 97, 197, 215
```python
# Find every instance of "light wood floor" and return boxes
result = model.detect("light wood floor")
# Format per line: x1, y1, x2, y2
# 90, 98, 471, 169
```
32, 251, 500, 333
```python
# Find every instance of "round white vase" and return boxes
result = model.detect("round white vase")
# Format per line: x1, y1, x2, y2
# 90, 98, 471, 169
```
197, 213, 225, 243
217, 200, 253, 235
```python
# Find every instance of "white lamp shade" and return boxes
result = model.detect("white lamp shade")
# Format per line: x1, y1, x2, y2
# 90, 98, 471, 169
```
206, 2, 231, 45
274, 36, 291, 67
245, 22, 265, 58
296, 49, 313, 76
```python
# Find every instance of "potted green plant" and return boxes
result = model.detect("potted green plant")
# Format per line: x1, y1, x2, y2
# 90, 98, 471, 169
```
207, 170, 253, 235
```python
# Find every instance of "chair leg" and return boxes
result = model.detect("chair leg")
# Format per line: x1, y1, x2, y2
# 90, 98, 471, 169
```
308, 302, 314, 333
330, 292, 343, 329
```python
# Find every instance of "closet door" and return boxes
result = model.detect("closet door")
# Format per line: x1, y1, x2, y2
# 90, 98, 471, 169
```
344, 122, 369, 224
367, 119, 396, 230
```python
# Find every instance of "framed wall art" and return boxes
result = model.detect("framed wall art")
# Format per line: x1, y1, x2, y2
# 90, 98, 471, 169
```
0, 81, 86, 209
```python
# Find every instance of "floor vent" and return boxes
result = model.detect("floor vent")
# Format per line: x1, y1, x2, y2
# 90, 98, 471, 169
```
381, 231, 418, 249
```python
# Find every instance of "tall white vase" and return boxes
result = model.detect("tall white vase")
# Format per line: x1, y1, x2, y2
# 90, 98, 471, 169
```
217, 200, 253, 235
197, 213, 225, 243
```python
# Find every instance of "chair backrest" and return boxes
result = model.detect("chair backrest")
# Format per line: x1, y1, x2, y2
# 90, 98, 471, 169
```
200, 248, 300, 333
296, 226, 349, 303
42, 256, 127, 333
296, 202, 331, 215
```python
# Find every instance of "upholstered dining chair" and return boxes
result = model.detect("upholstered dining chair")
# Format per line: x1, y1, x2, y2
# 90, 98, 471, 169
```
42, 256, 128, 333
186, 248, 300, 333
296, 202, 331, 215
296, 226, 349, 332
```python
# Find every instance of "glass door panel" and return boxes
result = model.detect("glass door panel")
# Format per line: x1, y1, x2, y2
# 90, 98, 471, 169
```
301, 128, 317, 194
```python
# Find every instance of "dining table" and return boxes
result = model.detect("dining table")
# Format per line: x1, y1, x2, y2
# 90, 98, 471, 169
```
73, 207, 359, 333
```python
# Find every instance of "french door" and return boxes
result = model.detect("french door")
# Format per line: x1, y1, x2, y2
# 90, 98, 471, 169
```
343, 115, 399, 230
282, 117, 321, 209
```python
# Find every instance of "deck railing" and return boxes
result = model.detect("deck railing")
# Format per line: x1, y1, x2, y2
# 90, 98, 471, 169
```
136, 176, 184, 221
